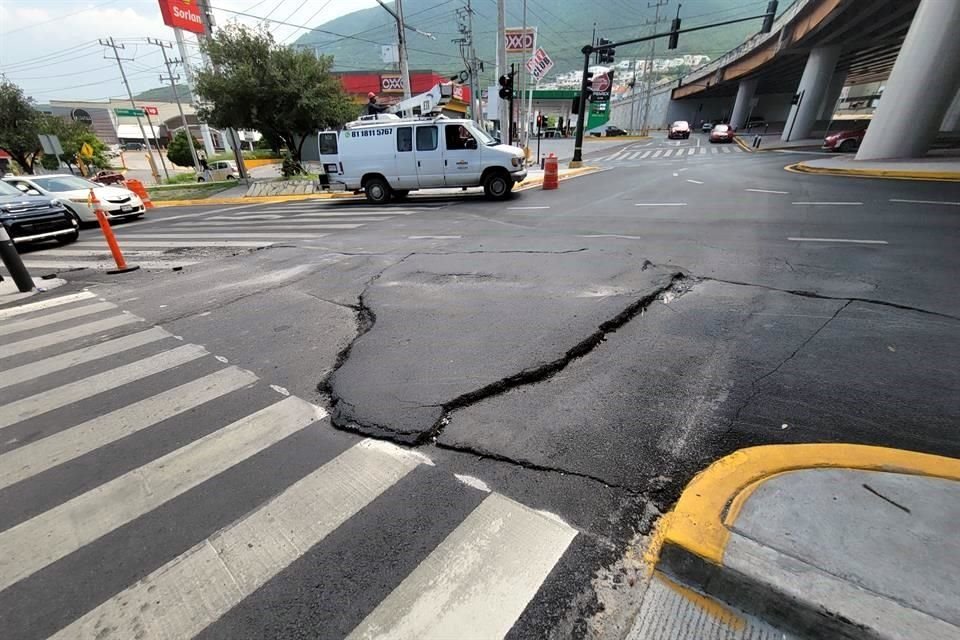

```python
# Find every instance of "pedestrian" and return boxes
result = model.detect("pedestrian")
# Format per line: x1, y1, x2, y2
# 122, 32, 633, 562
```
365, 92, 388, 116
198, 153, 211, 182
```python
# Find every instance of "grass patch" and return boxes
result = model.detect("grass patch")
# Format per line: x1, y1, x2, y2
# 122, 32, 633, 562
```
163, 172, 199, 185
208, 149, 280, 161
147, 180, 236, 201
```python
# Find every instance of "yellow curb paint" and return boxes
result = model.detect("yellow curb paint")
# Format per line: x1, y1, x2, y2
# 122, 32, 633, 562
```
514, 166, 603, 191
243, 158, 282, 168
651, 444, 960, 568
733, 136, 754, 153
785, 162, 960, 182
656, 571, 747, 631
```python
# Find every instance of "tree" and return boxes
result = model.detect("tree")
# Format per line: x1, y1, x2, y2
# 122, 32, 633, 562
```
195, 25, 358, 162
37, 115, 109, 173
0, 79, 43, 173
167, 130, 200, 168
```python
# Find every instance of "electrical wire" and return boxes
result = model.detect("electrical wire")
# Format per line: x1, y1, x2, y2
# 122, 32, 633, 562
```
0, 0, 120, 37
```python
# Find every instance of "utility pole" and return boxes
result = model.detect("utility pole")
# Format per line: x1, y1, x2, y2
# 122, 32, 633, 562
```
640, 0, 669, 136
467, 0, 480, 121
497, 0, 508, 137
149, 38, 201, 174
375, 0, 413, 99
99, 37, 168, 182
173, 28, 216, 157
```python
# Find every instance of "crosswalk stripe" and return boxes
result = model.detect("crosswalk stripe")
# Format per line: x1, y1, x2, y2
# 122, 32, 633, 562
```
0, 314, 142, 361
640, 150, 652, 159
627, 152, 641, 160
47, 438, 417, 639
687, 148, 696, 155
723, 146, 732, 153
0, 326, 170, 391
0, 301, 115, 338
113, 233, 326, 239
699, 147, 706, 154
662, 149, 673, 157
652, 150, 663, 158
20, 260, 199, 270
607, 151, 624, 161
348, 493, 577, 640
0, 366, 258, 490
0, 395, 325, 592
0, 343, 208, 431
164, 224, 363, 231
69, 240, 271, 248
0, 291, 97, 321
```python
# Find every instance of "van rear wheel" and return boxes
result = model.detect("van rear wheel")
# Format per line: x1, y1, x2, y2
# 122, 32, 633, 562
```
364, 177, 391, 204
483, 171, 512, 200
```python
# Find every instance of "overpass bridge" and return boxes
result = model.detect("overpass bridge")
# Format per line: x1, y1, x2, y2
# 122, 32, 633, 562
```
609, 0, 960, 159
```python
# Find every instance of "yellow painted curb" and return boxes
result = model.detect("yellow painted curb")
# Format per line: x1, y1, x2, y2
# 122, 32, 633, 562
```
514, 166, 603, 191
152, 192, 359, 207
649, 444, 960, 569
733, 136, 754, 153
244, 158, 282, 169
786, 162, 960, 182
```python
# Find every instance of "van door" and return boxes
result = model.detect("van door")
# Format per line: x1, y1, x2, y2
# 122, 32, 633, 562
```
394, 126, 417, 188
318, 131, 341, 180
414, 125, 445, 187
442, 124, 481, 186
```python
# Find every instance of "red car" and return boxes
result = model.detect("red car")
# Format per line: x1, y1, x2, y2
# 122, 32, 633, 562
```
709, 124, 734, 143
93, 170, 126, 185
823, 126, 868, 152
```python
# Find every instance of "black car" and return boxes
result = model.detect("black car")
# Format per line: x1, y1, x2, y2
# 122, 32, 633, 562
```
0, 180, 78, 245
605, 126, 627, 137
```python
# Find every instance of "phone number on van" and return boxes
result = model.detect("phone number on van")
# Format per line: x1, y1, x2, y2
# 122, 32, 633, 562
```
349, 129, 392, 137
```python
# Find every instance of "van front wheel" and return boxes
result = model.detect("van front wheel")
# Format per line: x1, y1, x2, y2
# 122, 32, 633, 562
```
364, 177, 391, 204
483, 171, 512, 200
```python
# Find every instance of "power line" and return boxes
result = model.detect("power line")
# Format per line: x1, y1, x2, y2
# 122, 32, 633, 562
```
0, 0, 119, 37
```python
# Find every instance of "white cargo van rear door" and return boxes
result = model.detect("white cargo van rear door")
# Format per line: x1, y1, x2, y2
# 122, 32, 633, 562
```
318, 131, 341, 180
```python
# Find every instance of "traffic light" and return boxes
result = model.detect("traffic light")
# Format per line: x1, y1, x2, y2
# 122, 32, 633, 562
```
597, 38, 615, 64
498, 70, 515, 100
667, 16, 681, 49
761, 1, 778, 33
583, 71, 594, 101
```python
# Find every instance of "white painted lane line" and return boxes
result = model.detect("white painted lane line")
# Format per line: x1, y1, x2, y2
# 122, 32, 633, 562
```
889, 198, 960, 206
0, 291, 97, 321
70, 240, 273, 248
0, 366, 258, 490
0, 396, 325, 593
251, 209, 416, 216
130, 203, 264, 227
20, 260, 199, 270
635, 203, 687, 206
50, 438, 421, 640
113, 233, 321, 239
722, 147, 732, 153
408, 235, 462, 240
507, 206, 550, 210
0, 301, 115, 338
348, 493, 577, 640
40, 250, 167, 257
0, 314, 142, 361
686, 179, 704, 185
175, 217, 390, 225
580, 234, 644, 240
788, 237, 888, 244
677, 167, 689, 173
711, 147, 719, 154
672, 172, 679, 177
0, 327, 170, 392
746, 188, 789, 194
0, 343, 208, 431
791, 201, 863, 206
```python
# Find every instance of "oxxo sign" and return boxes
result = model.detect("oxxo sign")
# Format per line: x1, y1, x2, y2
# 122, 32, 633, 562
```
525, 48, 554, 82
380, 75, 405, 93
505, 28, 536, 53
158, 0, 206, 35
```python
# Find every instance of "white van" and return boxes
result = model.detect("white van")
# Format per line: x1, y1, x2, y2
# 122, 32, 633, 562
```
318, 115, 527, 203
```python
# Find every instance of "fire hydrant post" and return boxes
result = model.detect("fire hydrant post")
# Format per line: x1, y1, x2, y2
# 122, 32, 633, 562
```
89, 189, 139, 274
0, 226, 34, 292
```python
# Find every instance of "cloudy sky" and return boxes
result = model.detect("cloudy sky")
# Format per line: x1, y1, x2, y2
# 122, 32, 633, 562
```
0, 0, 380, 102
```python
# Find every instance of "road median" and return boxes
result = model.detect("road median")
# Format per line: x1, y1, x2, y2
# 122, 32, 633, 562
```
786, 158, 960, 182
644, 444, 960, 640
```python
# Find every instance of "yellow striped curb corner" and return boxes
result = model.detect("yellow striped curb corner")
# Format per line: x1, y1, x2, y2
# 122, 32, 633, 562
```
786, 162, 960, 182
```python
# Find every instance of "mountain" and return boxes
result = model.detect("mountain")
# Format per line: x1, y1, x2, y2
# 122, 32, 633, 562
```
134, 84, 192, 103
291, 0, 762, 83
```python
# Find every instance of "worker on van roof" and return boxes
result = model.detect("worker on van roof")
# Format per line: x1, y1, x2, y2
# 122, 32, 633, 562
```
366, 92, 388, 115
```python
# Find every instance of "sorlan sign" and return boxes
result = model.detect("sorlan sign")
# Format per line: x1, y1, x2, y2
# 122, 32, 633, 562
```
158, 0, 206, 35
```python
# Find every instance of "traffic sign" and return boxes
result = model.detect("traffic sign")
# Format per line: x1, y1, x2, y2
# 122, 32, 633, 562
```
79, 143, 95, 159
37, 134, 64, 156
141, 105, 159, 116
114, 108, 145, 117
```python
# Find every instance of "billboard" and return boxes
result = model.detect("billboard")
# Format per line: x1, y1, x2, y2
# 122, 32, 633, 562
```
525, 48, 554, 82
380, 74, 405, 93
158, 0, 206, 34
505, 28, 536, 53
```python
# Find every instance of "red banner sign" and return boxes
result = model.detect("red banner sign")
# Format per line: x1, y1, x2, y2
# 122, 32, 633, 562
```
158, 0, 206, 34
140, 105, 159, 116
505, 28, 536, 53
380, 75, 405, 93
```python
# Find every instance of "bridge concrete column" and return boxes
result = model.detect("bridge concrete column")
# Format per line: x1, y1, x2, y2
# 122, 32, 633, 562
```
938, 87, 960, 132
819, 70, 847, 120
730, 77, 758, 130
781, 45, 841, 142
857, 0, 960, 159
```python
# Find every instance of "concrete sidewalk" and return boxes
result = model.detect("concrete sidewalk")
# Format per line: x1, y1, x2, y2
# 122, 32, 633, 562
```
788, 155, 960, 181
632, 444, 960, 640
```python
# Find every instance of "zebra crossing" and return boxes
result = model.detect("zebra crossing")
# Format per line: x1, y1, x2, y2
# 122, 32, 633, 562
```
5, 201, 434, 275
595, 144, 746, 164
0, 290, 577, 639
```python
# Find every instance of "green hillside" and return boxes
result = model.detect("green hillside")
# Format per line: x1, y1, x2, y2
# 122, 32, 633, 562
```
291, 0, 768, 83
134, 84, 192, 103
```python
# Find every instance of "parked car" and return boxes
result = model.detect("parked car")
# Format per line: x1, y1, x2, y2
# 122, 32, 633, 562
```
709, 123, 735, 143
121, 142, 145, 151
93, 170, 126, 185
604, 126, 627, 137
3, 174, 144, 225
668, 120, 691, 139
701, 121, 715, 132
0, 180, 78, 245
823, 126, 868, 152
199, 160, 239, 182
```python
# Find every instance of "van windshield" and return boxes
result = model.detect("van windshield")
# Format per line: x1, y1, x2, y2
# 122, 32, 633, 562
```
467, 124, 496, 146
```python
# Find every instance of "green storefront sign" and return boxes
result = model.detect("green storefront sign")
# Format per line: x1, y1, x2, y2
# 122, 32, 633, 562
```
114, 108, 145, 117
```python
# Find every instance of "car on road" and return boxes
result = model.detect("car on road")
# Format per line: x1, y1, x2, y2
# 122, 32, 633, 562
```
199, 160, 239, 182
823, 126, 868, 152
0, 179, 78, 245
604, 126, 627, 137
3, 174, 145, 225
701, 121, 715, 132
668, 121, 691, 139
93, 170, 126, 185
709, 124, 735, 143
121, 142, 145, 151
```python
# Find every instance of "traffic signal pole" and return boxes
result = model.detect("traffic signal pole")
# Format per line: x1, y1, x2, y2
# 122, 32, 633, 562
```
568, 5, 777, 167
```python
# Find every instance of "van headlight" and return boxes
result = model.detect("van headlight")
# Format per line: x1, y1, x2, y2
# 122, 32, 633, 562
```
511, 157, 522, 168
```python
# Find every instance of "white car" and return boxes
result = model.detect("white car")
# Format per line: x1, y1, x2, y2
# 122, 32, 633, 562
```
3, 174, 145, 224
199, 160, 238, 182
